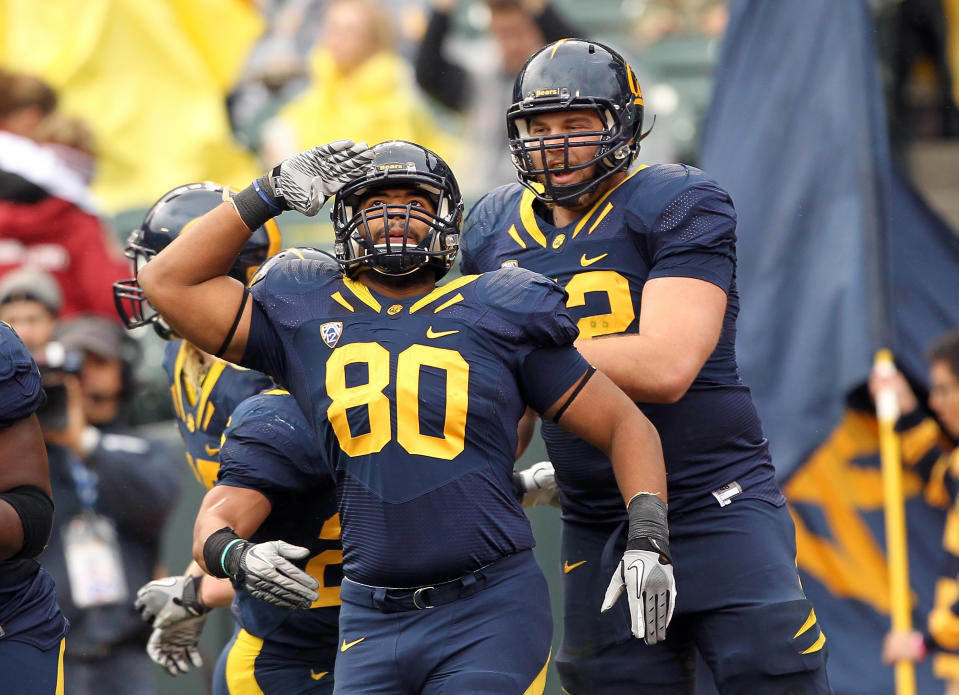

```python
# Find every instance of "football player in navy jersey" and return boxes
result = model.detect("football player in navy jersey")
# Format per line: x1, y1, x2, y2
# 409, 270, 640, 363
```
192, 384, 341, 694
113, 183, 278, 675
137, 138, 675, 694
460, 38, 832, 694
0, 321, 69, 694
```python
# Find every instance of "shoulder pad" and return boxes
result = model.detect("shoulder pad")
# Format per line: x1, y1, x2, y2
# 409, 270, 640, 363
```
474, 268, 577, 348
627, 164, 732, 231
461, 184, 525, 261
224, 390, 320, 468
250, 253, 341, 295
0, 322, 44, 425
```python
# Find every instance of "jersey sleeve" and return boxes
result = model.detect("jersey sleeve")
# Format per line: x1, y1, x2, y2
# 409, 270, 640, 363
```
0, 322, 45, 427
216, 393, 327, 497
474, 267, 579, 348
460, 185, 516, 275
627, 165, 737, 292
517, 345, 591, 415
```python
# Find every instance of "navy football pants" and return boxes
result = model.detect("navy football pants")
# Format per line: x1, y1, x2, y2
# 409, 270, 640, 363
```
214, 626, 336, 695
334, 550, 551, 694
556, 498, 832, 694
1, 636, 64, 694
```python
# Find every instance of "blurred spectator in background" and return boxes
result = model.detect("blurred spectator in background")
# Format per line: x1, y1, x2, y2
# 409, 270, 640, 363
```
0, 72, 129, 320
0, 267, 61, 355
874, 329, 959, 691
889, 0, 959, 142
37, 316, 181, 695
260, 0, 456, 168
413, 0, 576, 197
630, 0, 727, 47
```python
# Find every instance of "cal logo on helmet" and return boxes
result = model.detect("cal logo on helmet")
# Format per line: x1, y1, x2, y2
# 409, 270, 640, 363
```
320, 322, 343, 348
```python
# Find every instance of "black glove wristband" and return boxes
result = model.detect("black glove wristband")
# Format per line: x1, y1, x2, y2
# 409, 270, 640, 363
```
625, 493, 671, 562
202, 527, 246, 579
233, 177, 282, 232
172, 574, 212, 616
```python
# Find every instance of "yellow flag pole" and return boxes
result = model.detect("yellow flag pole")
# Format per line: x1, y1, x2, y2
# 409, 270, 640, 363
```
875, 348, 916, 695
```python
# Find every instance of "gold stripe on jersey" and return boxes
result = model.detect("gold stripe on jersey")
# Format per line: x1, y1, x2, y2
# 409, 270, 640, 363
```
519, 190, 548, 247
410, 275, 478, 314
433, 293, 465, 313
331, 291, 355, 312
588, 202, 614, 235
202, 401, 216, 430
507, 224, 527, 249
571, 165, 647, 239
342, 276, 382, 312
901, 417, 943, 465
264, 388, 290, 396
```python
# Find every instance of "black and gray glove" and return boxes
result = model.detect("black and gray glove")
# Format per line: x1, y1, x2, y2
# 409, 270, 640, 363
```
601, 493, 676, 645
264, 140, 375, 215
512, 461, 560, 509
223, 540, 319, 609
135, 574, 209, 629
146, 617, 207, 676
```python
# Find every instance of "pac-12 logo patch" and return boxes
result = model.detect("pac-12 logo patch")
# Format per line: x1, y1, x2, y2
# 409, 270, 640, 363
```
500, 259, 519, 269
320, 321, 343, 348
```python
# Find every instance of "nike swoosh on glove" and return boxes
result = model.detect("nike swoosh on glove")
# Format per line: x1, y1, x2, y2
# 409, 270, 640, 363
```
135, 575, 208, 629
513, 460, 561, 509
268, 140, 376, 216
228, 540, 320, 609
601, 546, 676, 645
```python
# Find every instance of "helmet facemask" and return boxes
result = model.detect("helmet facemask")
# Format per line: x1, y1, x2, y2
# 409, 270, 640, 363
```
508, 97, 637, 207
112, 238, 176, 339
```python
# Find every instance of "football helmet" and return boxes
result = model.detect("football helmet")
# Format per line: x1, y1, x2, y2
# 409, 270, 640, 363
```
331, 140, 462, 280
113, 182, 282, 339
507, 39, 647, 205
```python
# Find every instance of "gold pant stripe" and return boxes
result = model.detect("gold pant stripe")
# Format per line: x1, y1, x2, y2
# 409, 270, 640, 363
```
54, 638, 65, 695
225, 629, 267, 695
522, 649, 550, 695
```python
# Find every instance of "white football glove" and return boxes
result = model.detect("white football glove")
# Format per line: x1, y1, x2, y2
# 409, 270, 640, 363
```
134, 575, 208, 629
146, 615, 207, 676
513, 461, 560, 509
601, 542, 676, 644
226, 540, 319, 609
266, 140, 375, 216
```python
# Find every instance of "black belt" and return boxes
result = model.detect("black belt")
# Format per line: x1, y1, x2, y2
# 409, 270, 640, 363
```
340, 550, 530, 613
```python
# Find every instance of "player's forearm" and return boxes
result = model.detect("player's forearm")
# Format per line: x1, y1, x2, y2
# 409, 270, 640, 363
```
608, 414, 667, 505
575, 334, 699, 403
193, 486, 271, 574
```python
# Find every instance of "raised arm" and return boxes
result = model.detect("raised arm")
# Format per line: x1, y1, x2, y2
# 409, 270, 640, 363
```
140, 141, 375, 364
0, 414, 52, 560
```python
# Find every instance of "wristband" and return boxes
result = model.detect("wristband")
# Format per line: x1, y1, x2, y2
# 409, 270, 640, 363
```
202, 527, 244, 579
233, 178, 281, 232
625, 492, 670, 561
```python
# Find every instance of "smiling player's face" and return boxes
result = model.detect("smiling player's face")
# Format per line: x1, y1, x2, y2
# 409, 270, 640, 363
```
525, 109, 606, 188
356, 187, 436, 249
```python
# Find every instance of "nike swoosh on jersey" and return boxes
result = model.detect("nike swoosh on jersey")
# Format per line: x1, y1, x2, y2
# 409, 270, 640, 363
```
310, 670, 328, 681
204, 444, 219, 456
579, 253, 608, 267
563, 560, 587, 573
341, 637, 365, 652
426, 327, 459, 339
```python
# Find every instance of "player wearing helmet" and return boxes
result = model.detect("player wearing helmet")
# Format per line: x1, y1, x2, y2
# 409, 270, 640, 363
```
136, 138, 674, 693
461, 38, 832, 694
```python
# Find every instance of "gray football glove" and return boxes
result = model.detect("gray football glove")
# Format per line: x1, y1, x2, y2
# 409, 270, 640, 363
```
600, 492, 676, 645
513, 460, 560, 509
265, 140, 375, 216
601, 542, 676, 644
135, 574, 209, 629
224, 540, 319, 609
146, 615, 207, 676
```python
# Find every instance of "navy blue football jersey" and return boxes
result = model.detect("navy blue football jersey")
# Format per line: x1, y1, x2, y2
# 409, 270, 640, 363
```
461, 165, 783, 521
162, 340, 273, 489
0, 321, 68, 650
217, 388, 340, 653
242, 257, 589, 586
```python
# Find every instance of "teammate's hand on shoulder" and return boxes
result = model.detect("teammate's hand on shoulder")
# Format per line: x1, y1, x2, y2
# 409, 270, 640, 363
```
135, 574, 209, 628
226, 540, 320, 609
146, 617, 207, 676
513, 460, 560, 509
265, 140, 375, 216
601, 493, 676, 645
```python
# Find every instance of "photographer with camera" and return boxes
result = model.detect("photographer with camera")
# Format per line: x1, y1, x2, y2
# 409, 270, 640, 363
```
33, 315, 181, 695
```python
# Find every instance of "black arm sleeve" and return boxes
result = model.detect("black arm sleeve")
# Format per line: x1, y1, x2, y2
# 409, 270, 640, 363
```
414, 9, 469, 112
534, 4, 577, 42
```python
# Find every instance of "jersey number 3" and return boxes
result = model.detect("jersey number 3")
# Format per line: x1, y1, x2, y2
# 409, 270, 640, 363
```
326, 343, 469, 460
